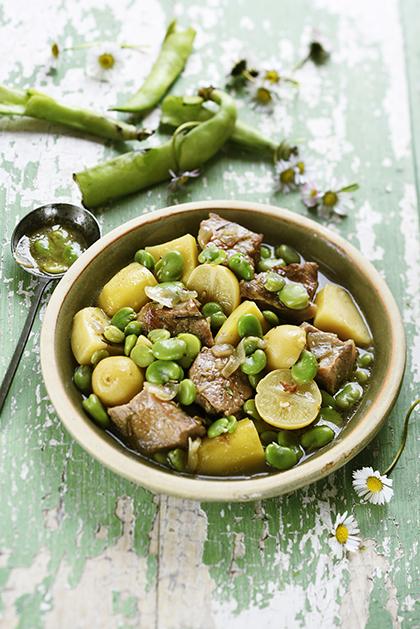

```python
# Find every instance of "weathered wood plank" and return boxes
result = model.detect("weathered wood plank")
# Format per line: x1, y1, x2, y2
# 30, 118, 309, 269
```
0, 0, 418, 627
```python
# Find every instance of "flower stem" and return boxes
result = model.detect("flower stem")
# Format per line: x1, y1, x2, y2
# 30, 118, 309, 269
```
339, 183, 359, 193
383, 399, 420, 476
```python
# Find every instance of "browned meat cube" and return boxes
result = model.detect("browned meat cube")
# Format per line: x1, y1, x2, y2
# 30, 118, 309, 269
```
138, 299, 214, 346
189, 347, 253, 415
198, 213, 263, 265
301, 323, 357, 394
240, 262, 319, 323
108, 389, 205, 454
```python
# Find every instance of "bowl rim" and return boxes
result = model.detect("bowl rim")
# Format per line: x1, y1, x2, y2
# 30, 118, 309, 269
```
40, 200, 406, 501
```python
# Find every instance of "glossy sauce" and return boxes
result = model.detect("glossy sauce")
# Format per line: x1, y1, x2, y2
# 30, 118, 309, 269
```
15, 223, 87, 275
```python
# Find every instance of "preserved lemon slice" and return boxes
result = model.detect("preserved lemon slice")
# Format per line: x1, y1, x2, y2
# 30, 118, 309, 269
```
186, 264, 240, 314
255, 369, 321, 430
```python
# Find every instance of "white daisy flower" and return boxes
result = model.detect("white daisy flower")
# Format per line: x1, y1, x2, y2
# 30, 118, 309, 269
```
318, 182, 359, 218
352, 467, 394, 505
275, 159, 298, 193
301, 181, 321, 208
329, 511, 361, 558
86, 42, 122, 82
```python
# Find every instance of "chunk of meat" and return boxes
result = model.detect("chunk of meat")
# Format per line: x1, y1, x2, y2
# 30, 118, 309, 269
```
138, 299, 213, 346
301, 323, 357, 394
108, 389, 205, 454
198, 213, 263, 265
240, 262, 319, 323
189, 346, 253, 415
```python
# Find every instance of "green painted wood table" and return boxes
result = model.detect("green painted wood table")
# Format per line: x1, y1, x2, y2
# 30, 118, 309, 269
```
0, 0, 419, 627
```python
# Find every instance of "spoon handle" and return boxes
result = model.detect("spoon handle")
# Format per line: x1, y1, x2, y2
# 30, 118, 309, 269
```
0, 278, 51, 414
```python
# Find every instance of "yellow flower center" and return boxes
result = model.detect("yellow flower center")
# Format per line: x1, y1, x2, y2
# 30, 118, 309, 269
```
335, 524, 349, 545
265, 70, 280, 84
366, 476, 383, 493
256, 87, 272, 104
280, 168, 295, 184
323, 191, 338, 207
310, 188, 318, 198
297, 161, 305, 174
98, 52, 115, 70
51, 42, 60, 58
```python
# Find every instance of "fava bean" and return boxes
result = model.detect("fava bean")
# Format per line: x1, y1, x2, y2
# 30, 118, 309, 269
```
91, 349, 110, 366
124, 334, 138, 356
104, 325, 125, 344
262, 310, 280, 327
355, 368, 370, 384
257, 257, 285, 272
130, 343, 155, 368
177, 379, 197, 405
167, 448, 187, 472
124, 320, 143, 336
207, 415, 237, 438
265, 443, 298, 470
335, 382, 363, 410
82, 394, 110, 428
241, 349, 267, 375
300, 425, 334, 452
260, 430, 278, 446
243, 336, 263, 356
198, 245, 227, 265
202, 301, 223, 317
228, 253, 254, 280
278, 282, 309, 310
210, 311, 227, 330
243, 399, 262, 421
134, 249, 155, 271
153, 452, 168, 465
73, 365, 92, 394
357, 351, 374, 367
260, 245, 272, 259
264, 272, 285, 293
277, 430, 303, 460
152, 337, 187, 361
146, 360, 184, 384
177, 332, 201, 368
237, 313, 263, 338
317, 406, 343, 426
156, 251, 184, 282
148, 328, 171, 343
275, 244, 300, 264
291, 350, 318, 385
248, 372, 264, 389
111, 307, 136, 331
320, 390, 337, 409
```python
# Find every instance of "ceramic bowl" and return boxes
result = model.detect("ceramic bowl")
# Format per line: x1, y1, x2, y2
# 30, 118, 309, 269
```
40, 201, 405, 501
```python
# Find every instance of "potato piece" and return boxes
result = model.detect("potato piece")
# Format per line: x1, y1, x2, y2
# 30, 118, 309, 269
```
92, 356, 143, 406
71, 307, 110, 365
98, 262, 157, 316
314, 284, 372, 347
196, 419, 265, 476
264, 325, 306, 370
215, 301, 267, 346
186, 264, 240, 314
146, 234, 198, 282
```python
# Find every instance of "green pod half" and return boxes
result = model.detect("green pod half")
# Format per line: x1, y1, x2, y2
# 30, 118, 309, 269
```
113, 21, 196, 114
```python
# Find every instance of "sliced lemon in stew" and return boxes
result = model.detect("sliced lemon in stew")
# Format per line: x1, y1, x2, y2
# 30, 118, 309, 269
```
186, 263, 240, 315
255, 369, 321, 430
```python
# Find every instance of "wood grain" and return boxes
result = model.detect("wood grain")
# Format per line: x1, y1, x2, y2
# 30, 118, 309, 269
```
0, 0, 418, 627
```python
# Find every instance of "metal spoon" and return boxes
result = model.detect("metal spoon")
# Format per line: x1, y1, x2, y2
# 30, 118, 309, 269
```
0, 203, 101, 413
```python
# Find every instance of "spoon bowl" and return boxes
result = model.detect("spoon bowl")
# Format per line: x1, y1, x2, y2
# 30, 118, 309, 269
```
11, 202, 101, 278
0, 203, 101, 414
